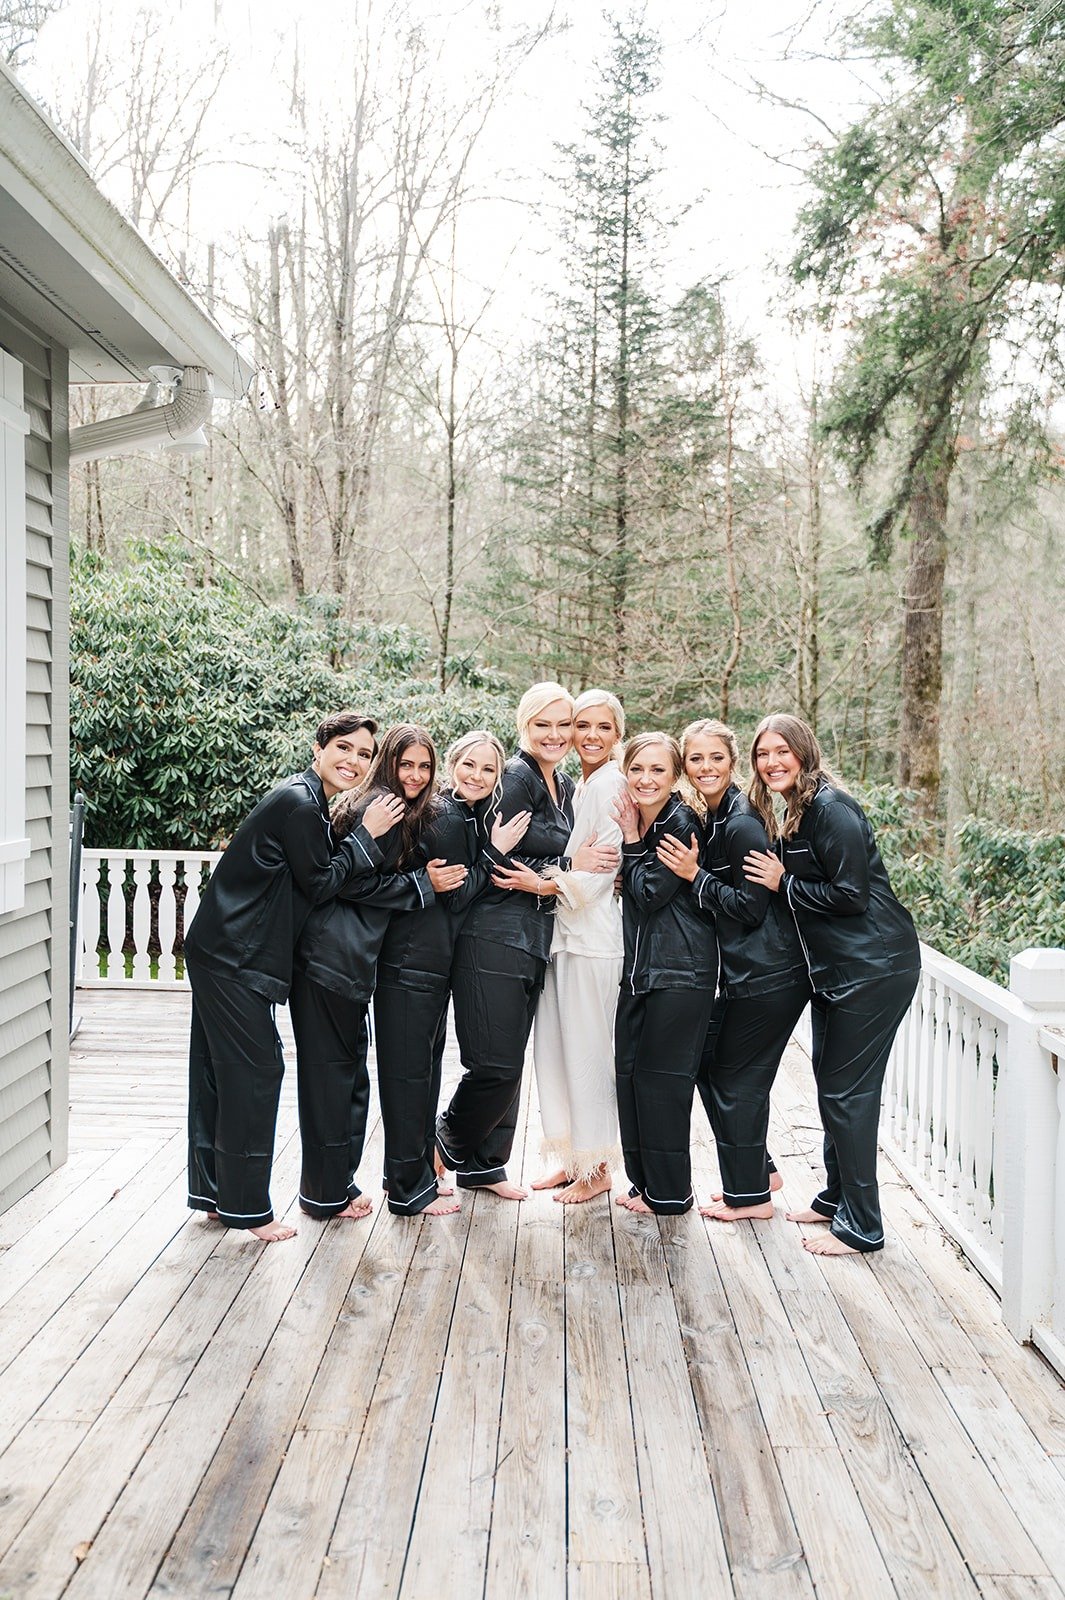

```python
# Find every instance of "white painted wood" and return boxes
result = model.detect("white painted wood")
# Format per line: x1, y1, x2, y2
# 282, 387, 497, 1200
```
80, 851, 221, 985
879, 942, 1065, 1378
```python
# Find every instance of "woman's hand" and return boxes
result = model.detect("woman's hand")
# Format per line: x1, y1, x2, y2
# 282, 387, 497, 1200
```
491, 862, 558, 896
657, 832, 700, 882
490, 809, 531, 855
612, 793, 641, 844
744, 849, 785, 891
361, 794, 405, 838
572, 831, 620, 874
426, 859, 468, 893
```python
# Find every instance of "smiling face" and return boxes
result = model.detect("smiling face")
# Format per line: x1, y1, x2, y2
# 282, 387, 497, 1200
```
451, 741, 501, 805
626, 741, 676, 814
573, 705, 618, 775
684, 734, 733, 812
525, 699, 573, 770
754, 730, 803, 796
314, 729, 377, 799
397, 743, 434, 803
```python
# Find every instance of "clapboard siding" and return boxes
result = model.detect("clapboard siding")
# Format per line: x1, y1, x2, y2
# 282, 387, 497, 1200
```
0, 1049, 49, 1118
0, 907, 50, 960
0, 302, 68, 1216
0, 998, 52, 1059
0, 1126, 50, 1211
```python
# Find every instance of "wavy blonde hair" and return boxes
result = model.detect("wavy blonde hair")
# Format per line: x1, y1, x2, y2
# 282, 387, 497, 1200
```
679, 718, 739, 818
748, 713, 842, 841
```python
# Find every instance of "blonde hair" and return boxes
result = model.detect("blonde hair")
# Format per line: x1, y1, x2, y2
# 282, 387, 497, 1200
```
573, 689, 625, 740
516, 681, 574, 752
679, 718, 739, 816
748, 713, 842, 841
621, 731, 683, 783
445, 730, 507, 810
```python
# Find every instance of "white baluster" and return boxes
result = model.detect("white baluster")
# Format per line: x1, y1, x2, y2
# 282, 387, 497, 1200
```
80, 855, 104, 982
915, 975, 934, 1178
974, 1013, 996, 1238
902, 978, 922, 1162
944, 988, 963, 1207
931, 980, 950, 1196
105, 855, 127, 981
130, 858, 152, 981
157, 857, 178, 982
181, 858, 205, 980
954, 1002, 976, 1235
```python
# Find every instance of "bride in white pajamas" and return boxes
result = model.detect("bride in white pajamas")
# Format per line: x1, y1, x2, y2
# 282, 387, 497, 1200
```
530, 690, 627, 1203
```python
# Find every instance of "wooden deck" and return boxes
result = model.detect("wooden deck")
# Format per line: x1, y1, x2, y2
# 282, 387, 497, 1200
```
1, 992, 1064, 1600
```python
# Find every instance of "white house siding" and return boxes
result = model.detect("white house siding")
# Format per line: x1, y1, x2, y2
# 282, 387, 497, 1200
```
0, 303, 69, 1214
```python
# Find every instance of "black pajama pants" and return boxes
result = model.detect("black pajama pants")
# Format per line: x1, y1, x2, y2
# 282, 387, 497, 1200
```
808, 967, 920, 1252
615, 986, 717, 1215
288, 976, 370, 1219
697, 981, 812, 1207
186, 958, 285, 1229
437, 936, 544, 1189
374, 981, 449, 1214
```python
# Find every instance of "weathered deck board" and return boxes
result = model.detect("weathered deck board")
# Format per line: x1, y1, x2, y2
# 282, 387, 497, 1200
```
0, 986, 1061, 1600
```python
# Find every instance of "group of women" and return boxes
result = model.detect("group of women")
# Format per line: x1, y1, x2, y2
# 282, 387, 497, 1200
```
185, 684, 920, 1257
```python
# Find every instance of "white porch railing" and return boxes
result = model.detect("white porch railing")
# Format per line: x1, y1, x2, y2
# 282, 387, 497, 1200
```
77, 849, 221, 989
881, 943, 1065, 1379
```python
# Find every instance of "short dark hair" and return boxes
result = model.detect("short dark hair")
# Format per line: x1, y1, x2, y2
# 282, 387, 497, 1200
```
315, 709, 378, 749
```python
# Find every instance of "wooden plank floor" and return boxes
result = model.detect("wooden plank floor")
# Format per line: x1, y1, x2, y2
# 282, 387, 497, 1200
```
1, 988, 1063, 1600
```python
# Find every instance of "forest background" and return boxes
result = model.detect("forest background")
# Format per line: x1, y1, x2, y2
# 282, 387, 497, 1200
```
4, 0, 1064, 982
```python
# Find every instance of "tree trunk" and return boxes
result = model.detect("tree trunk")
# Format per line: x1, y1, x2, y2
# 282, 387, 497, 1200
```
899, 445, 952, 820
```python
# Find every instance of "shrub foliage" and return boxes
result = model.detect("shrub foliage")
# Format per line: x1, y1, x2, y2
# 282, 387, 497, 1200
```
71, 548, 514, 848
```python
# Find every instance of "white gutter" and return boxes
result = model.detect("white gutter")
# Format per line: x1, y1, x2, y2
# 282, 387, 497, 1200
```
69, 366, 213, 464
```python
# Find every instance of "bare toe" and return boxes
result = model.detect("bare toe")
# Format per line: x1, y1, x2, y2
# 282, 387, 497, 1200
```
423, 1196, 461, 1216
249, 1220, 297, 1242
482, 1181, 528, 1201
803, 1234, 861, 1256
531, 1169, 570, 1190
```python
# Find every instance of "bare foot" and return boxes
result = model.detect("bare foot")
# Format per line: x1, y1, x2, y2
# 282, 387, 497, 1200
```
786, 1207, 832, 1224
531, 1168, 571, 1190
434, 1150, 449, 1180
700, 1200, 774, 1221
334, 1197, 373, 1220
205, 1210, 220, 1220
435, 1180, 455, 1197
556, 1173, 612, 1204
422, 1195, 461, 1216
616, 1192, 653, 1214
249, 1219, 297, 1242
803, 1234, 860, 1256
481, 1181, 528, 1201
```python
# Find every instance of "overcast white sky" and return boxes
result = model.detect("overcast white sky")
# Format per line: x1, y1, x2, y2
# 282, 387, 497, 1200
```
26, 0, 874, 387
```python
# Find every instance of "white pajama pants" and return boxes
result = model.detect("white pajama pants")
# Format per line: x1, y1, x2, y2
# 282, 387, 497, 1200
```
533, 951, 623, 1180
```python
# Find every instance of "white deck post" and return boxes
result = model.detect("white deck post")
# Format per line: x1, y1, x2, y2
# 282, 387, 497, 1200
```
1000, 949, 1065, 1342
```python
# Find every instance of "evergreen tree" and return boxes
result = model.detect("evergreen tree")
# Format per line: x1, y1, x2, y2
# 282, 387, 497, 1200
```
793, 0, 1065, 821
494, 13, 667, 693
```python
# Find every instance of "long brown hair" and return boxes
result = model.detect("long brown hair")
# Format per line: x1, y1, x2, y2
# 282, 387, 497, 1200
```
748, 713, 843, 841
333, 723, 438, 867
